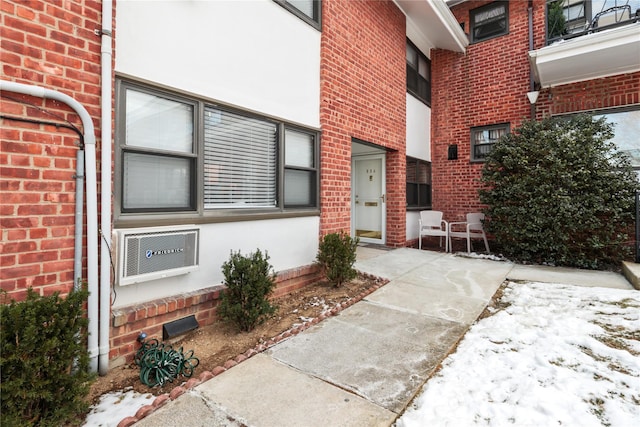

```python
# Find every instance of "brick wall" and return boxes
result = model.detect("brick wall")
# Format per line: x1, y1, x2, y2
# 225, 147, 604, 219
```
1, 0, 103, 301
431, 0, 534, 222
319, 0, 407, 246
431, 0, 639, 223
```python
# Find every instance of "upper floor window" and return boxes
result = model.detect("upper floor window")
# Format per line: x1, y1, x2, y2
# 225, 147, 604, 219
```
406, 157, 432, 210
471, 123, 509, 162
274, 0, 321, 29
406, 40, 431, 106
470, 1, 509, 43
117, 81, 319, 218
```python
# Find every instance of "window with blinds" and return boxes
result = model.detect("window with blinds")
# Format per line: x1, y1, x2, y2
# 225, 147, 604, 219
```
471, 123, 509, 161
204, 107, 277, 209
406, 157, 432, 209
470, 1, 509, 43
274, 0, 321, 28
116, 81, 319, 218
406, 40, 431, 106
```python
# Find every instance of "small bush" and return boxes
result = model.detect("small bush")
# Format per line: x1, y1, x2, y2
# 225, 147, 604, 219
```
1, 288, 94, 427
217, 249, 277, 332
316, 232, 359, 286
480, 115, 639, 269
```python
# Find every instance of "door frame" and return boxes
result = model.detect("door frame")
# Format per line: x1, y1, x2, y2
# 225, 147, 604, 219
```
351, 154, 386, 244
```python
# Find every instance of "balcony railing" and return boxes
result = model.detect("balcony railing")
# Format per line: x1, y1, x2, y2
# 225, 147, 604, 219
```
547, 0, 640, 45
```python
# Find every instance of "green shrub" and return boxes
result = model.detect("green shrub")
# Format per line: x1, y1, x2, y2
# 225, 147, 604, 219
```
316, 232, 359, 286
218, 249, 277, 332
480, 114, 639, 269
1, 288, 94, 427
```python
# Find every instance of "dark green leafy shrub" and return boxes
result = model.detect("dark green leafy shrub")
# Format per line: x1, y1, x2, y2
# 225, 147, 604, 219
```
1, 288, 94, 427
480, 115, 639, 269
218, 249, 277, 332
316, 232, 359, 286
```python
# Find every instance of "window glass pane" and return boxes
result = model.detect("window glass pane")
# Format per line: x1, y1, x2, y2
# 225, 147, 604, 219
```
203, 107, 277, 209
286, 0, 314, 19
123, 153, 191, 210
474, 3, 505, 24
419, 184, 430, 206
595, 108, 640, 168
418, 57, 429, 79
285, 129, 314, 168
406, 44, 417, 66
406, 183, 418, 206
406, 161, 417, 182
126, 89, 193, 153
285, 169, 314, 206
417, 162, 430, 184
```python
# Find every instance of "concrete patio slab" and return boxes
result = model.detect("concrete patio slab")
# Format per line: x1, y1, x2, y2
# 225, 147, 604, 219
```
268, 302, 460, 413
508, 264, 633, 290
194, 354, 396, 427
366, 279, 490, 325
397, 256, 513, 300
354, 247, 443, 280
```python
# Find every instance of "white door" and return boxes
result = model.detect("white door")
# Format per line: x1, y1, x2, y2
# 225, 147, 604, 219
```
352, 155, 385, 244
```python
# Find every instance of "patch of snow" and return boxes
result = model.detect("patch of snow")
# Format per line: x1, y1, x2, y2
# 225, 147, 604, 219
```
83, 388, 153, 427
396, 281, 640, 427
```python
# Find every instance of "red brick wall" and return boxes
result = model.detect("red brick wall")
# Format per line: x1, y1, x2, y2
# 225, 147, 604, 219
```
431, 0, 639, 223
1, 0, 103, 301
431, 0, 534, 223
319, 0, 407, 246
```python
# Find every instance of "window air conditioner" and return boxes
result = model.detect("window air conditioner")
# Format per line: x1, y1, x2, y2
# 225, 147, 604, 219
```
116, 226, 199, 286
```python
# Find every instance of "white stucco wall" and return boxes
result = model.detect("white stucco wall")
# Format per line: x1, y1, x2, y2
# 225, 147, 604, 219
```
113, 0, 321, 307
406, 93, 431, 241
115, 0, 320, 128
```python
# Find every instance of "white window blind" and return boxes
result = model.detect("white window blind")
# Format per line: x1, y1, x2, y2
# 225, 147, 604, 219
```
204, 107, 277, 208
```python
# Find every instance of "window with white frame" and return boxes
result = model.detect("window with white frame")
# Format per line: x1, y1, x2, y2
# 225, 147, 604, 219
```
471, 123, 509, 161
406, 40, 431, 106
274, 0, 321, 28
117, 82, 319, 217
406, 157, 432, 209
470, 1, 509, 43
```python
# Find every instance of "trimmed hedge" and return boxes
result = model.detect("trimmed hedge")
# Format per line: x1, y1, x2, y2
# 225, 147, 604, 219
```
316, 232, 359, 286
480, 115, 639, 269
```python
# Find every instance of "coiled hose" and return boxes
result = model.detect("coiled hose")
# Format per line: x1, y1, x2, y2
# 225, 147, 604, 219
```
134, 338, 200, 387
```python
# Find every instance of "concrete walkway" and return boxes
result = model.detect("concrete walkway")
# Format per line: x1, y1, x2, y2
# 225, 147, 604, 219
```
129, 247, 633, 427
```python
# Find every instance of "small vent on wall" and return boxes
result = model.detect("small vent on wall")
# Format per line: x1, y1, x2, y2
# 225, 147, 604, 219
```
117, 226, 199, 286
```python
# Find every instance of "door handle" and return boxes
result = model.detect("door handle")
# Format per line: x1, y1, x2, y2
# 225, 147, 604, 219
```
381, 194, 385, 203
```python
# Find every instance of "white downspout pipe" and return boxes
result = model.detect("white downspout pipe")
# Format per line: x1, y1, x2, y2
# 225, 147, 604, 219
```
0, 80, 100, 372
99, 0, 114, 376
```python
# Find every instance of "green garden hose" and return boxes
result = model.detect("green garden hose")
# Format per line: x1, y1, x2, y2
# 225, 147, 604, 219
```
134, 338, 200, 387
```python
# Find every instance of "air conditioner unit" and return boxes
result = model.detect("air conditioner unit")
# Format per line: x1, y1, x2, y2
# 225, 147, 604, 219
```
116, 226, 199, 286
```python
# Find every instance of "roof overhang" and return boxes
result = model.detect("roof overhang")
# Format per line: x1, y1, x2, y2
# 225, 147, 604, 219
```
529, 23, 640, 88
394, 0, 468, 53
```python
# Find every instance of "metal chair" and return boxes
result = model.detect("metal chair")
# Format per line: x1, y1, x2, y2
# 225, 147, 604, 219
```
418, 210, 449, 252
448, 212, 490, 253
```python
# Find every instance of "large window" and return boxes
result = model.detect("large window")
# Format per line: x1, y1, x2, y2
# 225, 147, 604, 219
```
274, 0, 321, 28
406, 40, 431, 106
117, 82, 319, 218
406, 157, 431, 210
470, 1, 509, 43
593, 107, 640, 169
471, 123, 509, 162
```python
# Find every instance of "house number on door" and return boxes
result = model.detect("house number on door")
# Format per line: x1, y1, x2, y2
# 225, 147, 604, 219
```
367, 168, 376, 182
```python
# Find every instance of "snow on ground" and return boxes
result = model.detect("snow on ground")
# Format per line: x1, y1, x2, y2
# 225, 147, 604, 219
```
396, 281, 640, 427
83, 388, 153, 427
84, 281, 639, 427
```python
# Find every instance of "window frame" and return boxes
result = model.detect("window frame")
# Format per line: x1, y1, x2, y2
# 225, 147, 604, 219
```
114, 80, 320, 226
273, 0, 321, 30
470, 1, 509, 43
406, 157, 432, 211
470, 123, 510, 162
406, 39, 431, 106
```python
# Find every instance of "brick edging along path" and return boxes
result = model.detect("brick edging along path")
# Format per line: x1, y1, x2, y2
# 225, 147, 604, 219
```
115, 274, 389, 427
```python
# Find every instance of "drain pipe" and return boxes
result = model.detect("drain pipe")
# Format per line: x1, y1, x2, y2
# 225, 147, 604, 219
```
0, 80, 100, 372
74, 149, 85, 291
528, 0, 536, 119
98, 0, 114, 376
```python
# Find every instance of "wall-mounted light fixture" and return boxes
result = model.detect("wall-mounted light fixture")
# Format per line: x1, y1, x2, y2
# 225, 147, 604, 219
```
527, 90, 540, 104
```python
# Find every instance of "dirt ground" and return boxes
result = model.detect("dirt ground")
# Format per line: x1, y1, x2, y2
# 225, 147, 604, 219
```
86, 274, 384, 405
